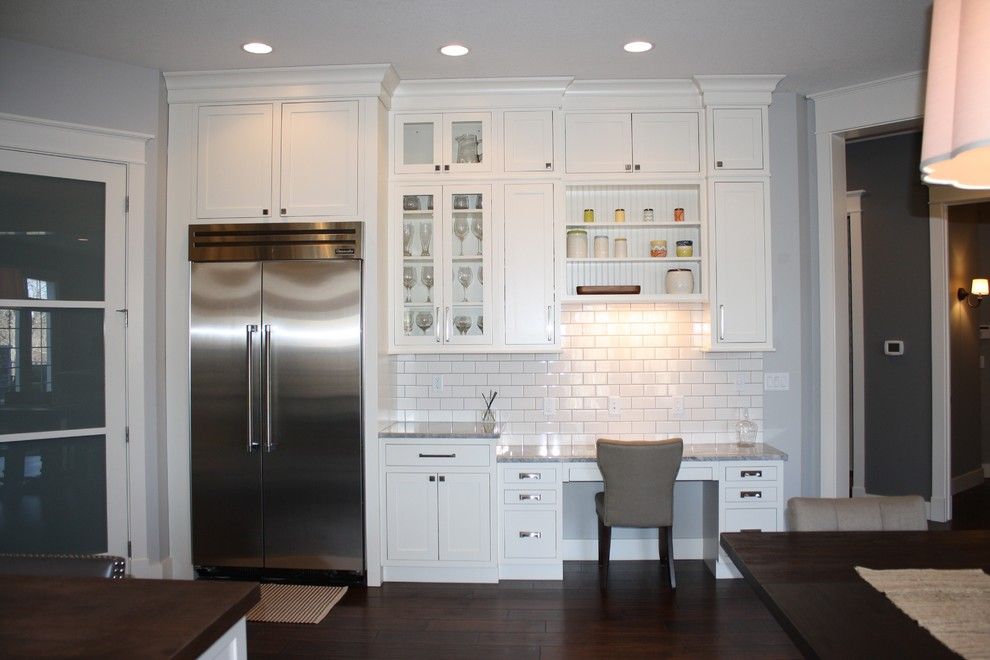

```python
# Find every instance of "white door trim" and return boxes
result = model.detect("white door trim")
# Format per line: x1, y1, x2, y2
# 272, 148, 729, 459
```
810, 71, 925, 498
847, 190, 867, 498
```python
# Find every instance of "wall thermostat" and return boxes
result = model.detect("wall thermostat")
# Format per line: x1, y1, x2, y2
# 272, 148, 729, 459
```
884, 340, 905, 356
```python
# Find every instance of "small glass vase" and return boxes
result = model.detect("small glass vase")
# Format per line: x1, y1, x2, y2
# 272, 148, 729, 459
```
736, 410, 758, 447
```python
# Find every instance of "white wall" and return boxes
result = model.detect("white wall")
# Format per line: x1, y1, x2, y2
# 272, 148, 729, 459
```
0, 38, 169, 563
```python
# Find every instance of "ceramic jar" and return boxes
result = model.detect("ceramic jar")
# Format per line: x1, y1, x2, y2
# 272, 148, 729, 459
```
583, 208, 595, 223
665, 268, 694, 294
613, 208, 625, 223
675, 240, 693, 257
642, 208, 655, 223
566, 229, 588, 258
674, 207, 685, 222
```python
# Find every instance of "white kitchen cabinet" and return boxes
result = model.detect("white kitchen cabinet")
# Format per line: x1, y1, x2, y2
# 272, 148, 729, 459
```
503, 183, 555, 346
437, 473, 492, 562
564, 112, 701, 174
394, 112, 492, 175
196, 104, 274, 219
385, 472, 439, 561
711, 108, 765, 171
196, 100, 359, 219
710, 180, 771, 348
503, 111, 554, 173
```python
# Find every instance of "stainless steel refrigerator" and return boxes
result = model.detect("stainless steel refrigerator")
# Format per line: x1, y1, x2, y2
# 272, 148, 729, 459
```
188, 222, 364, 580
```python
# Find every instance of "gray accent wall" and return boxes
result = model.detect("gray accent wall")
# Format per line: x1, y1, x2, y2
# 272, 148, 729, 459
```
846, 132, 932, 498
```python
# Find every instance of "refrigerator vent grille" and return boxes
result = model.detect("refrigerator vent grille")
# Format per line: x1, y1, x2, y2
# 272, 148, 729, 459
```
189, 222, 362, 262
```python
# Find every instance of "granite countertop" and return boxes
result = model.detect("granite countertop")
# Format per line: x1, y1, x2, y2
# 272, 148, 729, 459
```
495, 442, 788, 463
379, 421, 501, 439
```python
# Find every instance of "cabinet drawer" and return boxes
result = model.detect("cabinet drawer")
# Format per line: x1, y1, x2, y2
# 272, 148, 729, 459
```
677, 466, 713, 481
724, 465, 778, 483
724, 486, 777, 503
503, 510, 557, 559
385, 444, 490, 467
567, 465, 602, 482
723, 507, 778, 532
502, 466, 558, 485
503, 489, 557, 505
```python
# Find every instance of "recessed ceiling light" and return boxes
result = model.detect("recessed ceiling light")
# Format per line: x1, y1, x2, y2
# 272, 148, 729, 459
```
439, 44, 470, 57
242, 42, 273, 55
623, 41, 653, 53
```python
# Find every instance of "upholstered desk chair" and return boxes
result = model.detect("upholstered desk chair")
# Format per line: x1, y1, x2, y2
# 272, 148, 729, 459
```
786, 495, 928, 531
595, 437, 684, 591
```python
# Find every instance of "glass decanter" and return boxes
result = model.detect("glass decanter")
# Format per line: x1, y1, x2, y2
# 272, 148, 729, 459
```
735, 410, 758, 447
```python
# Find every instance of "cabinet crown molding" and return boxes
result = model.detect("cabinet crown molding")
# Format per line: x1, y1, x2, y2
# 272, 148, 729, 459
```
694, 75, 785, 106
391, 77, 574, 111
164, 63, 399, 105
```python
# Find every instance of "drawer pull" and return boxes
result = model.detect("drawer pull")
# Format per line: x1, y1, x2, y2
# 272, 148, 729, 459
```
519, 472, 542, 480
419, 453, 455, 458
740, 528, 762, 532
519, 531, 542, 539
741, 470, 763, 478
519, 493, 542, 502
740, 490, 763, 499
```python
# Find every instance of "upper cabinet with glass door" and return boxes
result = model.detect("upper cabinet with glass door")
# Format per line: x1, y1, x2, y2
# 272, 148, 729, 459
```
394, 113, 492, 175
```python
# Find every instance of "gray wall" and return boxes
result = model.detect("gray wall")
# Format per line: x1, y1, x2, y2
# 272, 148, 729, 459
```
0, 38, 169, 561
846, 132, 932, 497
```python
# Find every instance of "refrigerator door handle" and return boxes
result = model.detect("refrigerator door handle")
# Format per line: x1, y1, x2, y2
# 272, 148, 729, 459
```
246, 324, 259, 452
263, 323, 276, 452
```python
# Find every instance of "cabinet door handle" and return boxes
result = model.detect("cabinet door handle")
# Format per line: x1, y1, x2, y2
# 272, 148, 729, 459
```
434, 306, 441, 343
545, 162, 552, 170
419, 453, 456, 458
435, 164, 441, 171
519, 493, 542, 501
740, 528, 762, 532
429, 475, 436, 482
624, 164, 632, 171
519, 472, 541, 480
741, 470, 763, 478
280, 208, 287, 215
716, 160, 724, 168
546, 305, 554, 342
718, 305, 726, 341
444, 164, 450, 171
519, 531, 542, 539
262, 208, 269, 216
634, 164, 641, 171
444, 306, 451, 342
740, 491, 763, 499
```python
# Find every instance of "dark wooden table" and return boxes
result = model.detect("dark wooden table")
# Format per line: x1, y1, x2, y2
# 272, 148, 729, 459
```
721, 530, 990, 659
0, 575, 259, 658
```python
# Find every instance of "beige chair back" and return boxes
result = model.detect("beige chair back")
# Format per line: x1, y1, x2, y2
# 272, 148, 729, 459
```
596, 438, 683, 527
786, 495, 927, 531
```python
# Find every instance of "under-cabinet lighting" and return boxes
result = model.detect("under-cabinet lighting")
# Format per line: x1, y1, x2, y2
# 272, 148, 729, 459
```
242, 42, 273, 54
623, 41, 654, 53
439, 44, 470, 57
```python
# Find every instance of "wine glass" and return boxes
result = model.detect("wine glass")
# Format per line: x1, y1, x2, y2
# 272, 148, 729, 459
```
476, 315, 484, 333
453, 216, 469, 256
415, 310, 434, 335
403, 310, 414, 335
402, 222, 413, 256
454, 315, 472, 335
402, 266, 415, 303
471, 217, 483, 255
419, 221, 432, 257
478, 265, 483, 285
457, 266, 473, 302
421, 266, 434, 303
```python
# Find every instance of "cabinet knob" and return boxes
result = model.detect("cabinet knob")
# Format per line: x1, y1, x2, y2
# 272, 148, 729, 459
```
262, 209, 269, 216
716, 160, 724, 168
429, 475, 436, 482
624, 164, 632, 171
545, 162, 552, 170
435, 164, 441, 171
443, 164, 450, 171
634, 164, 641, 171
280, 208, 287, 216
438, 475, 445, 482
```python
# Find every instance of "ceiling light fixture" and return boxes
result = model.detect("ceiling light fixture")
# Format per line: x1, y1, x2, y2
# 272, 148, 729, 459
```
439, 44, 469, 57
242, 42, 273, 55
623, 41, 653, 53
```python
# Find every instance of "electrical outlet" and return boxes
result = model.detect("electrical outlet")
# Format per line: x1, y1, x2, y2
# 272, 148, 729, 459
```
431, 375, 443, 394
764, 372, 790, 391
608, 396, 621, 416
734, 372, 746, 393
672, 395, 685, 419
543, 397, 556, 416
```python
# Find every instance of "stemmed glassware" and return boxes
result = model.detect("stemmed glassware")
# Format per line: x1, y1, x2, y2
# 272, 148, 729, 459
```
402, 222, 413, 257
402, 266, 415, 303
421, 266, 434, 303
478, 265, 483, 286
476, 315, 484, 333
419, 221, 432, 257
457, 266, 473, 302
453, 216, 470, 256
471, 217, 483, 255
454, 315, 472, 335
415, 310, 434, 335
403, 310, 414, 335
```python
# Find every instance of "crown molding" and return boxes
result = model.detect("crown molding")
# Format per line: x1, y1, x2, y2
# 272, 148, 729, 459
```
810, 71, 924, 135
0, 112, 151, 164
693, 75, 785, 105
391, 77, 573, 111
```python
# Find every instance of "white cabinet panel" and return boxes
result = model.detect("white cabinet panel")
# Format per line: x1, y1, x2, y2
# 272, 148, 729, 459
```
438, 473, 491, 562
196, 104, 273, 218
564, 113, 632, 173
385, 472, 439, 561
504, 111, 554, 172
632, 112, 700, 173
503, 183, 555, 346
503, 510, 557, 559
279, 101, 359, 217
712, 108, 764, 171
723, 507, 779, 533
712, 181, 769, 346
385, 443, 491, 467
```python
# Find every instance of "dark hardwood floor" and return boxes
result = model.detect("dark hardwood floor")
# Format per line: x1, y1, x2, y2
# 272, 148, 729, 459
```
249, 481, 989, 659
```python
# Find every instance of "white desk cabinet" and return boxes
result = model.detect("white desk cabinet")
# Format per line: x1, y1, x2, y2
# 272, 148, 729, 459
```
196, 100, 359, 220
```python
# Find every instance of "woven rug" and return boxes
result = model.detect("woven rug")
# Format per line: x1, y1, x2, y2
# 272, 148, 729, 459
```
855, 567, 990, 659
246, 583, 348, 624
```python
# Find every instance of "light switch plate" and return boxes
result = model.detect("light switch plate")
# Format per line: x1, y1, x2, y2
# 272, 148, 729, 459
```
672, 395, 685, 419
608, 396, 621, 416
764, 372, 790, 391
431, 375, 443, 394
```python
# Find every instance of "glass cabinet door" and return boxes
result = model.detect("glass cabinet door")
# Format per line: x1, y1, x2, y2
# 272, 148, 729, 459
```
443, 113, 492, 174
395, 187, 443, 346
442, 186, 491, 346
395, 114, 441, 175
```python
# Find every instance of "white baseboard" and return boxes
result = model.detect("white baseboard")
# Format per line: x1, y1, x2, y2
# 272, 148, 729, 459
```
952, 467, 985, 495
499, 563, 564, 580
562, 537, 704, 561
382, 565, 499, 583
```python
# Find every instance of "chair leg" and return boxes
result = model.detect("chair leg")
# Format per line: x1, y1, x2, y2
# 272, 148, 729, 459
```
597, 516, 611, 591
665, 525, 676, 589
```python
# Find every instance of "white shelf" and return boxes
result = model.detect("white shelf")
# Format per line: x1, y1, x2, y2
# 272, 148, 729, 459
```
565, 221, 701, 228
562, 293, 704, 304
402, 255, 434, 261
566, 257, 700, 263
452, 255, 483, 262
452, 209, 483, 214
402, 210, 435, 216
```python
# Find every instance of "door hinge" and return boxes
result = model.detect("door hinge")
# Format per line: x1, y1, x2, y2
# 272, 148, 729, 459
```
125, 426, 130, 443
124, 196, 130, 213
127, 541, 132, 558
116, 308, 128, 326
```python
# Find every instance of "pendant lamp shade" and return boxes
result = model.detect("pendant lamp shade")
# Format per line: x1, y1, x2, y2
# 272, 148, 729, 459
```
920, 0, 990, 189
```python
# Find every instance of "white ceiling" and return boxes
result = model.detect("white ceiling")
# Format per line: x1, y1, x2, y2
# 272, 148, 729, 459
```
0, 0, 933, 94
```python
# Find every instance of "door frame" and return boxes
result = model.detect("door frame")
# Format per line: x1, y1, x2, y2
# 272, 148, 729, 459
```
0, 113, 157, 571
846, 190, 867, 498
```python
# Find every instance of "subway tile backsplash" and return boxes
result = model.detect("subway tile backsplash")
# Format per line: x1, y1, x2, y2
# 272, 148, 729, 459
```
383, 303, 763, 447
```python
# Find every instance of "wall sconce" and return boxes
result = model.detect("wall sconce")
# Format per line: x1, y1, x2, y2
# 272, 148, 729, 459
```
920, 0, 990, 189
957, 278, 989, 307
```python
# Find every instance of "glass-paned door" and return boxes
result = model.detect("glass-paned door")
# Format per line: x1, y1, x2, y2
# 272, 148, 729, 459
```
395, 114, 441, 175
443, 186, 491, 346
395, 187, 443, 347
444, 113, 491, 174
0, 149, 127, 558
